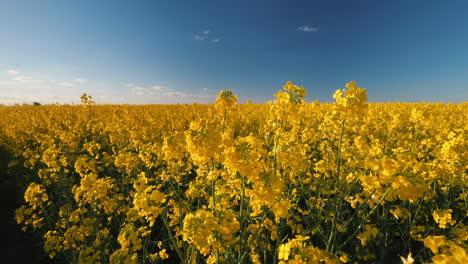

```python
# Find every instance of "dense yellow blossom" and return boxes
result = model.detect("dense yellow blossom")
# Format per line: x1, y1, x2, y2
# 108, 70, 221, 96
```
1, 81, 466, 263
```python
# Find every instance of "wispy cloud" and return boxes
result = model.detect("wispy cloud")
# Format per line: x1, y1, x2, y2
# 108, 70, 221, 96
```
12, 76, 41, 83
132, 85, 173, 96
1, 68, 218, 104
0, 95, 129, 105
59, 82, 74, 87
151, 85, 171, 91
55, 78, 87, 87
73, 78, 88, 84
7, 70, 19, 75
130, 84, 215, 104
1, 70, 121, 105
297, 25, 320, 32
0, 95, 79, 105
194, 29, 220, 43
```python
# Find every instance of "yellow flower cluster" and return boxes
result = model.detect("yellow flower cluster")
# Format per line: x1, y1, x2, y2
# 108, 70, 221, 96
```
1, 81, 466, 263
215, 89, 238, 108
356, 224, 379, 246
182, 208, 239, 256
332, 81, 367, 117
275, 81, 307, 104
432, 209, 456, 229
80, 93, 95, 105
423, 236, 467, 264
278, 235, 338, 264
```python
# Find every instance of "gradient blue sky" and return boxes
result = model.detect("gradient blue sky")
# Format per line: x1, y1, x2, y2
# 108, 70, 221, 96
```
1, 0, 467, 104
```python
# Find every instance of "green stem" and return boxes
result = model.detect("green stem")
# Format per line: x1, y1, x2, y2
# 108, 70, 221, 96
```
222, 107, 227, 133
338, 186, 392, 250
161, 210, 186, 264
211, 158, 217, 217
336, 120, 345, 185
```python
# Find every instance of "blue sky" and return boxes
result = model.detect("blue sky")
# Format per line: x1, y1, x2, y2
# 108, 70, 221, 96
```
1, 0, 467, 104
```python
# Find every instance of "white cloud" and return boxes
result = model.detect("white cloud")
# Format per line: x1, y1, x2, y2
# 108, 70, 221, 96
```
73, 78, 88, 84
0, 95, 130, 105
195, 30, 217, 41
132, 87, 148, 96
0, 72, 124, 105
165, 91, 190, 97
59, 82, 74, 87
0, 95, 79, 105
132, 85, 173, 96
212, 38, 220, 43
12, 76, 41, 83
131, 84, 216, 104
202, 88, 209, 92
154, 85, 174, 91
127, 84, 135, 87
7, 70, 19, 75
297, 25, 320, 32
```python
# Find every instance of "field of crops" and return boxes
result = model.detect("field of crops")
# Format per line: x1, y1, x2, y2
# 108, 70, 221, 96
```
1, 82, 467, 264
